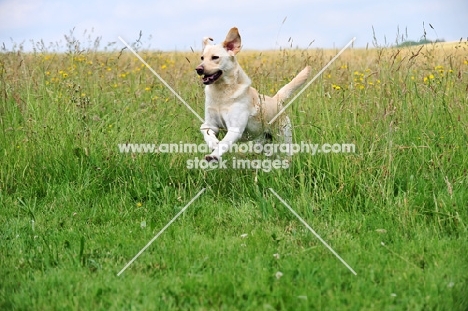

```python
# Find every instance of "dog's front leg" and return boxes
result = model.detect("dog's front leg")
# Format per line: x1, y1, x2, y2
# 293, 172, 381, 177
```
205, 127, 243, 162
200, 124, 220, 150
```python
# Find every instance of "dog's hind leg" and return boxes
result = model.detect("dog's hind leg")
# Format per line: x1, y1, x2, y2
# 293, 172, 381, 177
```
277, 115, 293, 156
281, 116, 292, 145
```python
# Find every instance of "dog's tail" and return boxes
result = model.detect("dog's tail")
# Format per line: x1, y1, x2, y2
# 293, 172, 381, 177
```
273, 66, 311, 104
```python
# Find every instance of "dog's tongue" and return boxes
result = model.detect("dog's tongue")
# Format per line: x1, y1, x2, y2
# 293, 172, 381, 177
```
202, 71, 222, 85
203, 74, 216, 85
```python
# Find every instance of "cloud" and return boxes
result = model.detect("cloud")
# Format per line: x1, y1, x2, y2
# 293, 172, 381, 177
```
0, 0, 43, 29
1, 0, 467, 51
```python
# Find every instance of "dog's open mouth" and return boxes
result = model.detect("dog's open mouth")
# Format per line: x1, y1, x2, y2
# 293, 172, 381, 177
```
202, 70, 222, 85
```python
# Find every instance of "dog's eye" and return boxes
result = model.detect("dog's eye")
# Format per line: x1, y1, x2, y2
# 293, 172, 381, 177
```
200, 56, 204, 61
212, 56, 219, 60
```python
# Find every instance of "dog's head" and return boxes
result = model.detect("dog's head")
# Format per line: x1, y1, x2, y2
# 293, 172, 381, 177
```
195, 27, 242, 85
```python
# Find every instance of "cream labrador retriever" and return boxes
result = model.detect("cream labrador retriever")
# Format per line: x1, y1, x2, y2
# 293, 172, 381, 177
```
196, 27, 310, 162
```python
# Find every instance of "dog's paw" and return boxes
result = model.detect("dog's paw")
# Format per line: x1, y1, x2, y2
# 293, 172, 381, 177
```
205, 155, 219, 162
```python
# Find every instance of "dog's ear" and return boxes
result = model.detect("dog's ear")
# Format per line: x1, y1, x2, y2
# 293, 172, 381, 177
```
202, 37, 213, 50
223, 27, 241, 55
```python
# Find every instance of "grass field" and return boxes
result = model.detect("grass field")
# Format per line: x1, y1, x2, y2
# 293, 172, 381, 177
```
1, 35, 468, 310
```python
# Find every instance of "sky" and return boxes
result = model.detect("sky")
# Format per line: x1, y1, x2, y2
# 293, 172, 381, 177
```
0, 0, 467, 52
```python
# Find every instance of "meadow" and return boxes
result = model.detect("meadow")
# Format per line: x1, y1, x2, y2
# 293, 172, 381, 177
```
1, 34, 467, 310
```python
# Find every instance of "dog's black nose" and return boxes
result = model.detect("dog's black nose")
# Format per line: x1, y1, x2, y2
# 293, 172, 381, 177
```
195, 66, 204, 76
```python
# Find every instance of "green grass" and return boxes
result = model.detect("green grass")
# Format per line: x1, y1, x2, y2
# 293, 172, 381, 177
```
1, 38, 468, 310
